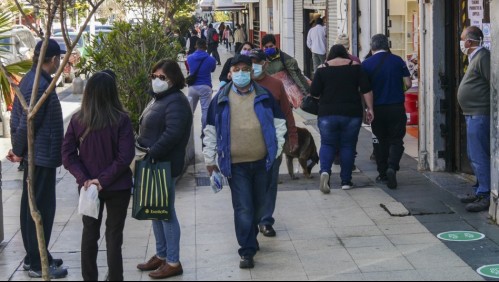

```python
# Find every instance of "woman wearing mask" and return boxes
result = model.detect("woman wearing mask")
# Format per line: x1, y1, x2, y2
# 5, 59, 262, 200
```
62, 71, 135, 281
310, 44, 374, 193
135, 60, 193, 279
219, 42, 254, 88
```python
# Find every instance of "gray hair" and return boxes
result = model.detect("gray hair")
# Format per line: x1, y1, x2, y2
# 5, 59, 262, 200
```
370, 34, 390, 51
466, 26, 484, 41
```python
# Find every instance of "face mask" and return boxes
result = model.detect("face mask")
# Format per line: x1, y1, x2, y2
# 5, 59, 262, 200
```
252, 63, 264, 77
152, 78, 169, 93
460, 40, 469, 55
232, 70, 251, 87
240, 50, 251, 56
265, 47, 277, 56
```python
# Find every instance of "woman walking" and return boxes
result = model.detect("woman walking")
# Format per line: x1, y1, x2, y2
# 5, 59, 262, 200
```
310, 44, 374, 193
62, 71, 135, 281
135, 59, 193, 279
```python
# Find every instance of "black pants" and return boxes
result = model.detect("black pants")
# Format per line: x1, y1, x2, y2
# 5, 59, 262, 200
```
371, 103, 407, 176
20, 164, 56, 272
235, 42, 242, 53
207, 43, 221, 64
81, 189, 131, 281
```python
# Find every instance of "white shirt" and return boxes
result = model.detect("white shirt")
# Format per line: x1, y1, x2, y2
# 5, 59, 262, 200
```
469, 46, 483, 62
307, 24, 327, 55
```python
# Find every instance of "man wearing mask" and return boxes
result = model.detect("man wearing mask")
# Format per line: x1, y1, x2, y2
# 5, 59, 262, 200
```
457, 26, 491, 212
203, 55, 287, 269
7, 39, 67, 279
250, 49, 299, 237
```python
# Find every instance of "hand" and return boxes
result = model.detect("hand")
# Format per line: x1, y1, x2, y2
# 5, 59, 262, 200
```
89, 179, 103, 191
364, 109, 374, 125
6, 149, 23, 163
206, 165, 219, 176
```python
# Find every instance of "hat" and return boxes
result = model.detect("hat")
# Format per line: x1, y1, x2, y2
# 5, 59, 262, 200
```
34, 38, 66, 58
249, 49, 267, 62
231, 54, 252, 67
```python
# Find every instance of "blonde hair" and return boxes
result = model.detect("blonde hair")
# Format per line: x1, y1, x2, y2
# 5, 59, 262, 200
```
335, 34, 350, 50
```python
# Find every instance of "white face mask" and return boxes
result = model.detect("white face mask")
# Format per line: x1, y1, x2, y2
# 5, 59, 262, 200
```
460, 40, 469, 55
152, 78, 169, 93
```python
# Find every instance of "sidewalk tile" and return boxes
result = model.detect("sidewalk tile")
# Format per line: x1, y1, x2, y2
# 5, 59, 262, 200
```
387, 233, 440, 245
397, 243, 469, 268
416, 266, 484, 281
362, 269, 423, 281
341, 235, 393, 248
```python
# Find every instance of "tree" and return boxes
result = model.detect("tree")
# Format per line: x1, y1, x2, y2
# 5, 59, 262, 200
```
117, 0, 196, 26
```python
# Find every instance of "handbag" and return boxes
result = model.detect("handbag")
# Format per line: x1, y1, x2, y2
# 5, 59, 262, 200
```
186, 56, 208, 86
300, 95, 319, 115
132, 156, 173, 221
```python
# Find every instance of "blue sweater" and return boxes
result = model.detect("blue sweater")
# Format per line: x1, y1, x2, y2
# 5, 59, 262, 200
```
187, 50, 216, 88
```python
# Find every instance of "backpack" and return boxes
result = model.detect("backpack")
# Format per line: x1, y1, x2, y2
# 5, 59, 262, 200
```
212, 32, 219, 42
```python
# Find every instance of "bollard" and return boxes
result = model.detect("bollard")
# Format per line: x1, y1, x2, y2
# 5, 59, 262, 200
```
72, 76, 85, 95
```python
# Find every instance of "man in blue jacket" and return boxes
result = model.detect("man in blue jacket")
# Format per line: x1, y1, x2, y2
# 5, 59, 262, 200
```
7, 39, 67, 279
203, 55, 287, 269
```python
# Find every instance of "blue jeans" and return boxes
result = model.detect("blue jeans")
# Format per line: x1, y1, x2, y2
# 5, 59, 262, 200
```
188, 85, 213, 131
318, 115, 362, 182
152, 179, 181, 263
260, 155, 282, 226
228, 160, 269, 257
466, 115, 491, 198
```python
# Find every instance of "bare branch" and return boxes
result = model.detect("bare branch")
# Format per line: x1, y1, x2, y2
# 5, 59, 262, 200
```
86, 0, 96, 10
60, 0, 71, 47
13, 0, 43, 38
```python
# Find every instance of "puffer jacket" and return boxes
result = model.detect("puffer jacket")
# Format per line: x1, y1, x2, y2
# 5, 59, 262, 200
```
137, 88, 193, 178
202, 82, 287, 178
11, 67, 64, 168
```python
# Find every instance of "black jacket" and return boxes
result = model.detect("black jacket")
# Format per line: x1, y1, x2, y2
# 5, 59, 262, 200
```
137, 88, 193, 177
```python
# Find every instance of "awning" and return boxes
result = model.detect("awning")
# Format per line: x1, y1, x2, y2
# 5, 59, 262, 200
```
215, 0, 245, 11
232, 0, 259, 3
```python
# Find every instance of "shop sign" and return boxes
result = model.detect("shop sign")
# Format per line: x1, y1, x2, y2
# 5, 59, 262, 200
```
468, 0, 484, 20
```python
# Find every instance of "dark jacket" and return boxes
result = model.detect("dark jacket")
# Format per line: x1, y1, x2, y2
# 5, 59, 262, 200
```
219, 57, 233, 83
137, 88, 193, 178
188, 36, 199, 55
62, 113, 135, 191
11, 67, 64, 168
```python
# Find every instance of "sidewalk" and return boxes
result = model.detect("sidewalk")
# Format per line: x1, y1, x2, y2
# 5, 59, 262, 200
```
0, 46, 496, 281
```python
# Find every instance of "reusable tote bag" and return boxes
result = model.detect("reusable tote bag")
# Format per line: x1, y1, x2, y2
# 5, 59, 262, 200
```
132, 157, 173, 221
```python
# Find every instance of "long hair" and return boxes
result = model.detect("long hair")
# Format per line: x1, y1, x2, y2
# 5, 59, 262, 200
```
326, 44, 350, 61
77, 72, 125, 131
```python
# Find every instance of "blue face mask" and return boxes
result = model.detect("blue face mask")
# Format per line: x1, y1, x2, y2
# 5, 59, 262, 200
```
265, 47, 277, 56
232, 70, 251, 87
252, 63, 264, 77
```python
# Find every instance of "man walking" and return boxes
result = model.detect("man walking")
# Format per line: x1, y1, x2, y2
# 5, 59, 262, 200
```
203, 55, 286, 269
362, 34, 411, 189
457, 26, 491, 212
307, 18, 327, 74
206, 24, 221, 65
7, 39, 68, 279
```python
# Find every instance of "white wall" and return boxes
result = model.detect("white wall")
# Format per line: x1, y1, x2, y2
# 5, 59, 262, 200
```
490, 0, 499, 222
281, 0, 294, 56
294, 0, 304, 70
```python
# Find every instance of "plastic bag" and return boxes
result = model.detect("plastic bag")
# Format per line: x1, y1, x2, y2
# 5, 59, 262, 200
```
271, 70, 311, 109
78, 185, 100, 219
210, 171, 224, 194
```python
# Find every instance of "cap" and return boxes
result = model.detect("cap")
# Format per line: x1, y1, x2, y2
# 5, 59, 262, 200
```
34, 38, 66, 58
230, 54, 252, 67
249, 49, 267, 62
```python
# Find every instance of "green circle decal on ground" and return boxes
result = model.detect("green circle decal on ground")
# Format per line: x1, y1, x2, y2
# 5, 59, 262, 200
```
437, 231, 485, 242
477, 265, 499, 279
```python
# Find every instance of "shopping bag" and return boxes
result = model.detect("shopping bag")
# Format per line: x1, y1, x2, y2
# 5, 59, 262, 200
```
300, 95, 319, 115
271, 70, 311, 109
132, 157, 173, 221
78, 184, 100, 219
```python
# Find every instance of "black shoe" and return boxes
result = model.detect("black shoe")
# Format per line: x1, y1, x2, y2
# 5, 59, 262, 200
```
376, 175, 388, 184
17, 162, 25, 171
259, 225, 276, 237
352, 164, 357, 171
23, 258, 63, 271
239, 256, 254, 269
28, 266, 68, 279
465, 197, 490, 212
386, 168, 397, 189
459, 194, 478, 204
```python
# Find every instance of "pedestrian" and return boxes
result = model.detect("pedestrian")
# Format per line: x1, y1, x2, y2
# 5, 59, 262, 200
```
219, 42, 254, 88
233, 23, 245, 53
203, 54, 287, 269
457, 26, 491, 212
335, 33, 361, 63
311, 44, 374, 193
218, 22, 225, 44
362, 34, 411, 189
61, 71, 135, 281
223, 25, 233, 51
7, 39, 67, 279
262, 34, 311, 96
306, 17, 327, 74
250, 49, 299, 237
185, 29, 200, 74
207, 24, 221, 65
135, 59, 193, 279
186, 38, 217, 131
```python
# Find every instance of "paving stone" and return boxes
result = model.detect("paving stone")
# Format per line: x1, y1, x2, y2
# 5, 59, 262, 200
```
361, 269, 424, 281
380, 202, 410, 216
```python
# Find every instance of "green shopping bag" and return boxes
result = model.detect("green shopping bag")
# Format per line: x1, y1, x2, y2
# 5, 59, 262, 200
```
132, 157, 173, 221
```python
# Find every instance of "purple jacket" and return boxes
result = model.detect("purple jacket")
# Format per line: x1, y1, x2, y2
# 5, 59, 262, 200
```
62, 112, 135, 191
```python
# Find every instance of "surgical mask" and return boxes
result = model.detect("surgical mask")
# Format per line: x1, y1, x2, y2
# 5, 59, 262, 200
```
152, 78, 169, 93
232, 71, 251, 87
264, 47, 277, 56
460, 40, 469, 55
240, 50, 251, 56
252, 63, 264, 77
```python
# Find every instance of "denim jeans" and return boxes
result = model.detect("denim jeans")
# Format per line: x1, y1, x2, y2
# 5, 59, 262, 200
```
260, 155, 282, 226
312, 53, 326, 73
228, 160, 269, 257
152, 179, 181, 263
466, 115, 491, 198
188, 85, 213, 131
318, 115, 362, 182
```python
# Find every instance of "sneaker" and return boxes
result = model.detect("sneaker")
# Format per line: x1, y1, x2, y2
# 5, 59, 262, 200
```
341, 181, 354, 190
465, 197, 490, 212
239, 256, 255, 269
23, 258, 64, 271
386, 168, 397, 189
28, 266, 68, 279
459, 194, 478, 204
320, 172, 330, 194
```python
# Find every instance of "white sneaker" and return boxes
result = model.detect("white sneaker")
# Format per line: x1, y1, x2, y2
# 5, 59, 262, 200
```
320, 172, 330, 194
341, 181, 354, 190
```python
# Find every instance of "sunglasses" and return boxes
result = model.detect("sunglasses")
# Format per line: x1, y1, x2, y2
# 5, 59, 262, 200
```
149, 74, 168, 81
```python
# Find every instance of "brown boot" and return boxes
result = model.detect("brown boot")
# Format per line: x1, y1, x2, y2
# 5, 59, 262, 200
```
137, 256, 165, 271
149, 262, 183, 279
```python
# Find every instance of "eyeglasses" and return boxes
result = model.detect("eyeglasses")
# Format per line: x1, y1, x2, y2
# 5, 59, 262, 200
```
232, 67, 252, 72
149, 74, 168, 81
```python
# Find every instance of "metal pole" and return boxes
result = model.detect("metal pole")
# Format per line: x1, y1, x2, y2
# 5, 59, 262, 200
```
351, 0, 358, 57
